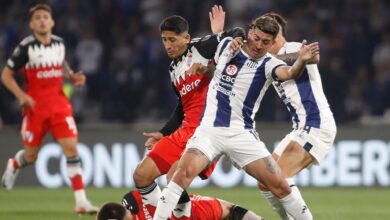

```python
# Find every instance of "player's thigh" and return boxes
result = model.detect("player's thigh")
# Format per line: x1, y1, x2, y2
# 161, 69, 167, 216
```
20, 115, 49, 148
147, 135, 185, 175
57, 137, 78, 157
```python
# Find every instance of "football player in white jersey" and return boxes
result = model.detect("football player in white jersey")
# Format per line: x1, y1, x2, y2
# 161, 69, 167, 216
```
252, 13, 337, 220
153, 16, 319, 220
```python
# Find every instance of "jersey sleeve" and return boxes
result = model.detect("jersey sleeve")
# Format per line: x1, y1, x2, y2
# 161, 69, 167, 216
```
265, 56, 287, 81
159, 83, 184, 136
6, 44, 29, 71
285, 42, 302, 53
191, 27, 246, 66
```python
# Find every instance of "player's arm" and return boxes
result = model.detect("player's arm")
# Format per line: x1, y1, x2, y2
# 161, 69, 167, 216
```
62, 61, 86, 86
276, 42, 320, 64
216, 199, 264, 220
1, 66, 35, 107
2, 44, 35, 107
143, 84, 184, 149
274, 40, 319, 81
159, 84, 184, 136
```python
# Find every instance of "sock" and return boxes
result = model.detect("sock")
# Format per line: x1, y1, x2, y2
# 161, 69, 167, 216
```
137, 181, 161, 207
260, 191, 290, 220
153, 181, 183, 220
242, 210, 264, 220
172, 192, 191, 218
279, 191, 313, 220
286, 177, 306, 205
66, 156, 86, 204
13, 150, 27, 169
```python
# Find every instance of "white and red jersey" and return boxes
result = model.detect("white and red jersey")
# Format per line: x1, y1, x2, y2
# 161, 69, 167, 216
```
6, 34, 72, 116
129, 191, 222, 220
168, 42, 212, 128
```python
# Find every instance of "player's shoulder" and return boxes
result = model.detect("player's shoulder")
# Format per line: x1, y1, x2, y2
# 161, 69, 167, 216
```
51, 34, 64, 43
282, 41, 301, 53
19, 35, 36, 46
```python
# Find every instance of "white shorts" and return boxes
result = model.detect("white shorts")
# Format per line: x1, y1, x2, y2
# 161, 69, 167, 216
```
274, 120, 337, 165
186, 126, 271, 169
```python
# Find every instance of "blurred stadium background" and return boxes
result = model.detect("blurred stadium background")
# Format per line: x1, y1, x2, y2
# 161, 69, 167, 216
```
0, 0, 390, 219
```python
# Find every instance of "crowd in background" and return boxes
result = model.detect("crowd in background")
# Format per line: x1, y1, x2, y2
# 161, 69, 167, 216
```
0, 0, 389, 126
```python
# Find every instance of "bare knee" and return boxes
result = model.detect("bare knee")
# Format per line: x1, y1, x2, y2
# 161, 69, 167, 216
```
133, 164, 159, 187
257, 181, 269, 191
24, 152, 38, 163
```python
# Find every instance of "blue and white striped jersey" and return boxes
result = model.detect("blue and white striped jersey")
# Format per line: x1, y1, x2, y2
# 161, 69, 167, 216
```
199, 38, 286, 129
273, 42, 334, 129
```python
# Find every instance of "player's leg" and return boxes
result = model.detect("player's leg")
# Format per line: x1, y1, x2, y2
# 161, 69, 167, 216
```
1, 115, 45, 189
153, 148, 211, 220
57, 137, 98, 215
53, 115, 97, 215
244, 157, 313, 220
133, 128, 192, 210
218, 199, 264, 220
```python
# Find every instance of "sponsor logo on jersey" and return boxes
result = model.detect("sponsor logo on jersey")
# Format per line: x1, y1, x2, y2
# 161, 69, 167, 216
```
179, 79, 201, 96
37, 69, 63, 79
225, 64, 238, 76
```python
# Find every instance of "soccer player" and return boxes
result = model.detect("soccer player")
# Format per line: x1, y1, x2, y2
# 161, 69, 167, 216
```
153, 16, 319, 220
254, 13, 337, 220
97, 190, 264, 220
131, 6, 245, 213
0, 4, 98, 215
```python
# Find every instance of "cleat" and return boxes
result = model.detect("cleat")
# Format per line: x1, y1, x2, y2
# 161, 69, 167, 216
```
1, 159, 19, 190
74, 200, 99, 215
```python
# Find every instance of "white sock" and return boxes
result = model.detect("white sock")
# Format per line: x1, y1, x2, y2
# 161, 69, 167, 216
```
153, 181, 183, 220
286, 178, 306, 205
279, 191, 313, 220
261, 190, 290, 220
74, 189, 88, 204
137, 181, 161, 206
243, 210, 264, 220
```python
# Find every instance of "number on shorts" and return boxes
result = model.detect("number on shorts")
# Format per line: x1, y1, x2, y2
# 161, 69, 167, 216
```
65, 116, 78, 134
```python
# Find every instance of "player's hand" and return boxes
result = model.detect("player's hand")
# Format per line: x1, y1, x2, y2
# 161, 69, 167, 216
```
70, 71, 86, 86
143, 131, 163, 150
18, 94, 35, 108
229, 37, 244, 53
209, 5, 225, 34
299, 40, 319, 62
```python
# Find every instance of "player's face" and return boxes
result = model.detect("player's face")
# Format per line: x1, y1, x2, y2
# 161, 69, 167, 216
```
244, 28, 274, 59
124, 209, 134, 220
161, 31, 190, 59
29, 9, 54, 36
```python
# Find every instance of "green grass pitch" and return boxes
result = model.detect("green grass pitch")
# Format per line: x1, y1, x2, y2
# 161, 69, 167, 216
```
0, 187, 389, 220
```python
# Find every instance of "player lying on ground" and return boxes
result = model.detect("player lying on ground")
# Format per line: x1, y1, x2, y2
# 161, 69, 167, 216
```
97, 190, 264, 220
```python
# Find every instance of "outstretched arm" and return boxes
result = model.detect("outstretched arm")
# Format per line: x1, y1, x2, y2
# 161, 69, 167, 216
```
275, 40, 319, 81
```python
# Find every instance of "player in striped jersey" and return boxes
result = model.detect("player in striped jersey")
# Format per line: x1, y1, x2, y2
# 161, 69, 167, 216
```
253, 13, 337, 220
153, 16, 319, 220
130, 6, 246, 217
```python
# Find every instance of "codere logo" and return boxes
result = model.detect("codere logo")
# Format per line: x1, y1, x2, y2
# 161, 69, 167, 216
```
37, 69, 63, 79
179, 79, 201, 96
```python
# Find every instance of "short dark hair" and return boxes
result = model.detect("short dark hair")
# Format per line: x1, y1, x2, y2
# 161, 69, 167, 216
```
29, 4, 52, 20
97, 202, 126, 220
250, 16, 280, 39
262, 12, 288, 38
159, 15, 189, 34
